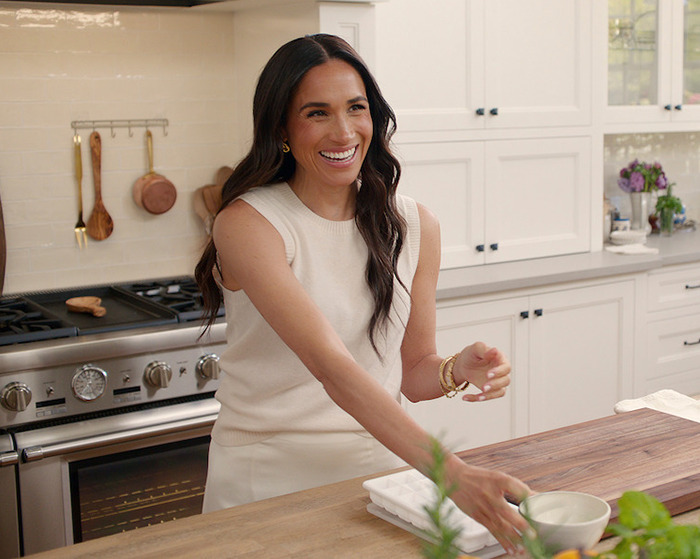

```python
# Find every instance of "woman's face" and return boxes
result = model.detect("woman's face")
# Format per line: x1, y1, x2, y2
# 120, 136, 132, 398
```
283, 59, 373, 192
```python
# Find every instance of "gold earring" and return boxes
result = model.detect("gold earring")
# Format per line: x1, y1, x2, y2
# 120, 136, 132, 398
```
282, 141, 290, 153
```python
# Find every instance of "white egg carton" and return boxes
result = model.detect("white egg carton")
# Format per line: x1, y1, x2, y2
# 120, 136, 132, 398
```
363, 468, 506, 557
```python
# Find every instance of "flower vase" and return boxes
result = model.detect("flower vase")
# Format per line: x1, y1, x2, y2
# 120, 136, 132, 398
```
630, 192, 652, 234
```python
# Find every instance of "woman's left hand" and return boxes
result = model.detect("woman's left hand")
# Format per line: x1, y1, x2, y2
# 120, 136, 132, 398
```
453, 342, 511, 402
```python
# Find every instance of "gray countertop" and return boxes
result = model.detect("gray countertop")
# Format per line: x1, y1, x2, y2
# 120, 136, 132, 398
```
436, 229, 700, 300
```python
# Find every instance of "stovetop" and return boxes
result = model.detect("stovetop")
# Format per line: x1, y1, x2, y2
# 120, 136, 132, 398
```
0, 276, 223, 347
0, 276, 226, 430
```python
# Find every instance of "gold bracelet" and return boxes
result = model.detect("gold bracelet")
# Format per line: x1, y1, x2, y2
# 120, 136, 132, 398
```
438, 353, 469, 398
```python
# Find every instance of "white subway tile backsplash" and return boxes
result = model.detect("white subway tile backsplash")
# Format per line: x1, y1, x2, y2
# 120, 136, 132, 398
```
0, 5, 238, 294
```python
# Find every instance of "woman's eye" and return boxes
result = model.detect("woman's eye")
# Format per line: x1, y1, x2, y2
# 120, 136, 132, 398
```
350, 103, 367, 112
306, 110, 327, 118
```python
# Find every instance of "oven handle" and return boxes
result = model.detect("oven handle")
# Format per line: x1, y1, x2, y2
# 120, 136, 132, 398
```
21, 412, 217, 462
1, 450, 19, 466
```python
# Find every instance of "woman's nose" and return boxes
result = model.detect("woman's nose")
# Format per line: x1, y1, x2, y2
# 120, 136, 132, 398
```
332, 115, 354, 142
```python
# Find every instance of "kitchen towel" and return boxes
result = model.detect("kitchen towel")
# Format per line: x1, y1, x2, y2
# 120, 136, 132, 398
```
615, 389, 700, 423
605, 243, 659, 255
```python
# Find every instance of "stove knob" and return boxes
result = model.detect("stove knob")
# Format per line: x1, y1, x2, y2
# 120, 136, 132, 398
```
1, 382, 32, 412
144, 361, 173, 388
196, 354, 220, 380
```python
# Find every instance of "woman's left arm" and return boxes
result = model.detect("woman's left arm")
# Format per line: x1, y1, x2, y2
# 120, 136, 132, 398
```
400, 203, 512, 403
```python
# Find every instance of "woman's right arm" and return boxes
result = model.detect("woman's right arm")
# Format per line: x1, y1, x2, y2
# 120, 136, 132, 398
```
212, 200, 530, 554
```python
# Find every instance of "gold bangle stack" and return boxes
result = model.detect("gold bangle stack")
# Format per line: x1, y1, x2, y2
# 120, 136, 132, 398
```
438, 353, 469, 398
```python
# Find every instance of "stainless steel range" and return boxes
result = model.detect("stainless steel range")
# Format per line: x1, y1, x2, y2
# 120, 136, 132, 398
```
0, 277, 225, 557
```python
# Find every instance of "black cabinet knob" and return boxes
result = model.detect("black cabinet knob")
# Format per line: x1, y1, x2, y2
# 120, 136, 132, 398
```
664, 104, 672, 111
489, 107, 499, 116
520, 311, 529, 319
475, 108, 485, 116
534, 308, 543, 317
675, 104, 683, 111
476, 244, 485, 252
489, 243, 499, 251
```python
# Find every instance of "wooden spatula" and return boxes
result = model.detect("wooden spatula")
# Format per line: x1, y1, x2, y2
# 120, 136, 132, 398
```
86, 131, 114, 241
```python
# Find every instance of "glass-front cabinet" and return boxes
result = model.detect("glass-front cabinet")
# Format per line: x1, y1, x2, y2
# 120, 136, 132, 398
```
607, 0, 700, 127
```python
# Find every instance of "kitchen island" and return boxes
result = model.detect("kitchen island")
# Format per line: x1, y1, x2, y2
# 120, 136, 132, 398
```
27, 409, 700, 559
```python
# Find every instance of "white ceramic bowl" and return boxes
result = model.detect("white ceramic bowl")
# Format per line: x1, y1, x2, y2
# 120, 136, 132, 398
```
519, 491, 611, 552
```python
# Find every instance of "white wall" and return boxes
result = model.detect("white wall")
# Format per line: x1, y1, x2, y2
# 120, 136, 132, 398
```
0, 4, 237, 294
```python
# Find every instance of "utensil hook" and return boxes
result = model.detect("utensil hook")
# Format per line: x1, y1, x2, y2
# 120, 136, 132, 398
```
110, 121, 116, 138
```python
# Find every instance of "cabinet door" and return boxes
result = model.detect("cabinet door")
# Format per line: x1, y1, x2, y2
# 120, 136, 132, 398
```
527, 281, 635, 433
606, 0, 700, 126
483, 137, 591, 264
404, 297, 528, 451
396, 142, 486, 269
483, 0, 592, 128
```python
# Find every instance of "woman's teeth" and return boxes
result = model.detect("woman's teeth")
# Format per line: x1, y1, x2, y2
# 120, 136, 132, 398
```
320, 147, 356, 161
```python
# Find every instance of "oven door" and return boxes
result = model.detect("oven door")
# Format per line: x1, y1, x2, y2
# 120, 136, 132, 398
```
0, 433, 20, 559
14, 398, 218, 556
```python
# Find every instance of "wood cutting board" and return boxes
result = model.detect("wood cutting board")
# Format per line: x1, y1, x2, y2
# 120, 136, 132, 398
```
456, 408, 700, 521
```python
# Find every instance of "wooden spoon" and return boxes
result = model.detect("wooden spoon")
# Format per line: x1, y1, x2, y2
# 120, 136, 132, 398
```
66, 296, 107, 317
86, 131, 114, 241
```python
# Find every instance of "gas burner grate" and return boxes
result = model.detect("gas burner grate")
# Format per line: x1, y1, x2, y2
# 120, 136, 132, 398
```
0, 299, 78, 346
118, 277, 223, 323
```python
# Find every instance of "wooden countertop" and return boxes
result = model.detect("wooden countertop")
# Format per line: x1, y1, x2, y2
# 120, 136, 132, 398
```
28, 409, 700, 559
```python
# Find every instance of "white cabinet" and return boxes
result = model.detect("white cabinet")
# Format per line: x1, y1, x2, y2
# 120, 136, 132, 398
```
606, 0, 700, 129
394, 0, 592, 132
404, 297, 527, 451
396, 137, 591, 269
640, 263, 700, 395
405, 278, 635, 448
527, 281, 635, 433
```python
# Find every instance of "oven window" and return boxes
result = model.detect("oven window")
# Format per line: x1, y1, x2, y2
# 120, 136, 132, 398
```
69, 436, 209, 543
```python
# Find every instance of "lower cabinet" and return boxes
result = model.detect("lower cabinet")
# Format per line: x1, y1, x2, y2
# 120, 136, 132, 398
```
641, 263, 700, 396
404, 278, 635, 450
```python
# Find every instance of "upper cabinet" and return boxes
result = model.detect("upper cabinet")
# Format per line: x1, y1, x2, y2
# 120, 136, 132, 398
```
396, 0, 592, 133
606, 0, 700, 130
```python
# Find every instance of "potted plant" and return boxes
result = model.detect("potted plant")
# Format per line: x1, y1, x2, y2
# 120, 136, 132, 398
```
655, 184, 683, 236
617, 160, 669, 232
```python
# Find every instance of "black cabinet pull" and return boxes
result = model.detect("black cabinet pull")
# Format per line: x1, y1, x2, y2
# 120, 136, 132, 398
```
489, 243, 499, 251
534, 308, 543, 317
686, 284, 700, 290
664, 104, 672, 111
520, 311, 529, 319
675, 104, 683, 111
476, 244, 485, 252
475, 108, 485, 116
684, 339, 700, 346
489, 107, 499, 116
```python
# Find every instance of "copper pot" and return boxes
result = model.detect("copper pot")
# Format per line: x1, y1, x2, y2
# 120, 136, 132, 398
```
133, 130, 177, 215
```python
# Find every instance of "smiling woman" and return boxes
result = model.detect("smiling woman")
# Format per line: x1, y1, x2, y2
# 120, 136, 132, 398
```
194, 34, 530, 556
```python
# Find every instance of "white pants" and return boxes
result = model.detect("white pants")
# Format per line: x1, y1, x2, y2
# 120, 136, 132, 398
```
202, 431, 404, 513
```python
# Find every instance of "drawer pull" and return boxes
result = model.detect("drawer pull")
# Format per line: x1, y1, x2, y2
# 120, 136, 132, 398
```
683, 339, 700, 346
685, 284, 700, 290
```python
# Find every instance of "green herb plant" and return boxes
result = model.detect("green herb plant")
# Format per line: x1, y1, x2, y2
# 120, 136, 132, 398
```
655, 184, 683, 215
601, 491, 700, 559
421, 437, 463, 559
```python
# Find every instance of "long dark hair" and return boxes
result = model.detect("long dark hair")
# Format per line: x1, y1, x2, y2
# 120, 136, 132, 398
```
195, 34, 405, 352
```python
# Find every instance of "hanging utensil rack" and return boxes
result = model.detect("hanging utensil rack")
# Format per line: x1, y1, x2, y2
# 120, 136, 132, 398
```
71, 119, 169, 138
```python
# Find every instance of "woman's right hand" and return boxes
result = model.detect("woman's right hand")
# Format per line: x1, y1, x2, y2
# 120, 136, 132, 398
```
446, 455, 532, 555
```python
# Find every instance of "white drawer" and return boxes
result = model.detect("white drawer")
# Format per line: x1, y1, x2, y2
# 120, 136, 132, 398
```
647, 264, 700, 312
645, 311, 700, 383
